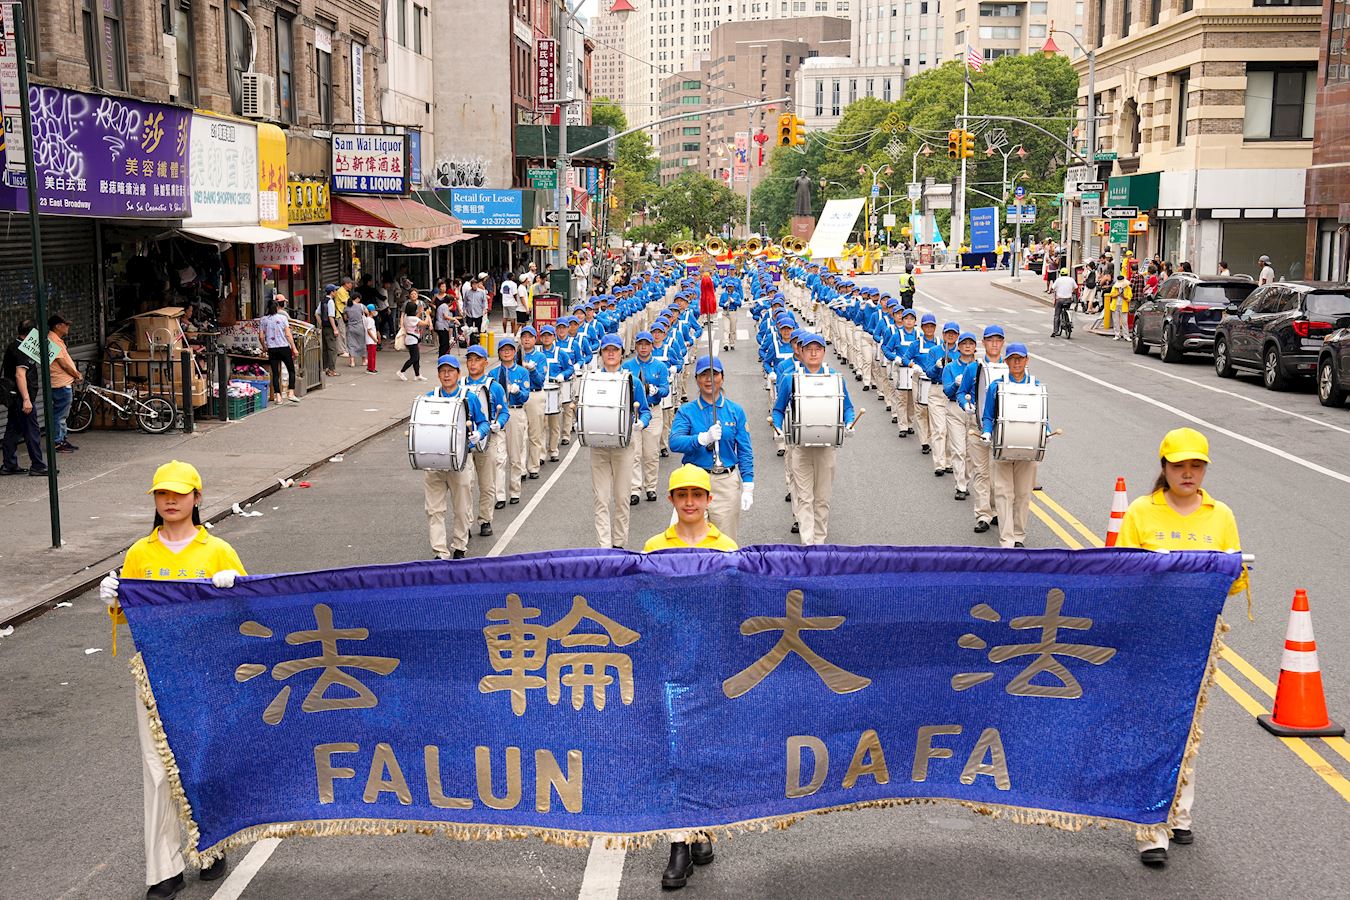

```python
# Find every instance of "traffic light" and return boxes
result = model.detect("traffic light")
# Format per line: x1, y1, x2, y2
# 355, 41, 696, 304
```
777, 114, 793, 147
947, 129, 960, 159
961, 129, 975, 159
791, 115, 806, 146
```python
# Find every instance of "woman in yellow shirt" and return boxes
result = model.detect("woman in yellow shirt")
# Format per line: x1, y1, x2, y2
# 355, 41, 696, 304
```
100, 460, 246, 899
1116, 427, 1247, 870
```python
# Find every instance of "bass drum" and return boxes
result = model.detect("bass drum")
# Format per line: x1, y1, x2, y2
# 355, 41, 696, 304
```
992, 380, 1049, 462
788, 372, 845, 447
408, 395, 470, 471
576, 371, 634, 449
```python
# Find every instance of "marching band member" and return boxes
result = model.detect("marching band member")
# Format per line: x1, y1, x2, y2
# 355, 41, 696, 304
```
650, 320, 681, 456
100, 460, 244, 898
906, 312, 941, 454
516, 326, 549, 478
590, 334, 651, 548
942, 332, 979, 502
626, 331, 671, 504
772, 333, 856, 544
962, 325, 1006, 533
884, 307, 921, 437
1116, 426, 1247, 869
920, 322, 962, 478
721, 274, 743, 351
423, 355, 491, 560
538, 324, 574, 461
464, 345, 510, 533
489, 336, 531, 506
558, 316, 587, 444
980, 343, 1048, 548
668, 355, 755, 542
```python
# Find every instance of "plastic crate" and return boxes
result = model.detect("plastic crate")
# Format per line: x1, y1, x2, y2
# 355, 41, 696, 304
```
227, 395, 256, 420
241, 378, 270, 409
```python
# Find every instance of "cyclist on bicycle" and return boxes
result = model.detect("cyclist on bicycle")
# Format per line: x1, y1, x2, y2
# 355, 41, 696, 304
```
1050, 267, 1078, 338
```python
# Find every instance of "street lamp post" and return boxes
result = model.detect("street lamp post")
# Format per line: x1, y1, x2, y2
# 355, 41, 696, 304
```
857, 163, 893, 252
910, 144, 933, 243
1043, 24, 1096, 266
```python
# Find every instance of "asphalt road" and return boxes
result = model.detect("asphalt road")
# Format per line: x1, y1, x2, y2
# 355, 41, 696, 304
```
2, 270, 1348, 900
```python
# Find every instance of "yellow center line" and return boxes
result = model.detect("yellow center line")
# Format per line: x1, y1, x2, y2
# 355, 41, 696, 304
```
1219, 645, 1278, 697
1033, 490, 1105, 547
1028, 500, 1082, 550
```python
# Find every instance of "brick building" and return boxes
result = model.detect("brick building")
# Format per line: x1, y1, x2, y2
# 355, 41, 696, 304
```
1305, 0, 1350, 281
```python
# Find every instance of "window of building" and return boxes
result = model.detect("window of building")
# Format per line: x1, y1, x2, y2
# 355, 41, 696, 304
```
815, 0, 828, 9
683, 80, 701, 89
1097, 0, 1107, 44
1030, 1, 1048, 13
1243, 65, 1316, 140
683, 126, 701, 135
849, 78, 857, 103
1029, 24, 1046, 37
831, 78, 840, 116
683, 142, 701, 151
1149, 0, 1161, 25
161, 0, 196, 103
680, 95, 702, 104
413, 4, 426, 54
956, 29, 965, 45
1122, 0, 1132, 34
979, 25, 1021, 39
883, 77, 892, 101
1174, 69, 1189, 143
397, 0, 408, 46
316, 26, 334, 125
978, 2, 1020, 16
815, 78, 824, 116
1252, 0, 1319, 5
956, 9, 966, 22
225, 0, 252, 114
83, 0, 128, 91
276, 11, 296, 123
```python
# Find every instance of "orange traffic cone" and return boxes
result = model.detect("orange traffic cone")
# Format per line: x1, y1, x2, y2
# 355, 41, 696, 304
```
1258, 590, 1344, 737
913, 266, 923, 275
1104, 477, 1128, 547
980, 261, 988, 272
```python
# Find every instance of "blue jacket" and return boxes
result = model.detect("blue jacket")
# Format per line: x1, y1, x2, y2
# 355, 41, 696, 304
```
669, 394, 754, 483
981, 373, 1049, 436
518, 348, 549, 390
464, 375, 510, 429
624, 356, 671, 406
488, 362, 533, 406
943, 358, 978, 408
538, 342, 574, 381
428, 384, 490, 443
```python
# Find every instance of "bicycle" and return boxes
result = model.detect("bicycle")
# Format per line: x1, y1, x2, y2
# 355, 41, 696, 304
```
1053, 298, 1075, 340
67, 380, 178, 435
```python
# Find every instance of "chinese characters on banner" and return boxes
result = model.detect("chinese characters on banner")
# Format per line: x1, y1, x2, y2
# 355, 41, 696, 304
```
331, 132, 406, 195
255, 235, 304, 267
734, 132, 750, 182
536, 38, 557, 108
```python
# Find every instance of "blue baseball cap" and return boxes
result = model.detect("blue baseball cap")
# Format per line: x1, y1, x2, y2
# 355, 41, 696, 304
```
983, 324, 1006, 339
540, 324, 556, 336
695, 355, 724, 374
635, 331, 654, 344
942, 321, 960, 334
436, 354, 461, 370
651, 321, 668, 333
801, 333, 826, 348
920, 312, 937, 326
324, 283, 339, 293
1004, 342, 1029, 358
599, 334, 624, 350
902, 308, 918, 319
957, 331, 977, 345
466, 345, 488, 359
518, 325, 536, 338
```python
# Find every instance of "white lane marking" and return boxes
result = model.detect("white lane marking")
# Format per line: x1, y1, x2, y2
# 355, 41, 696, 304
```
208, 839, 281, 900
578, 839, 627, 900
997, 308, 1023, 316
1034, 353, 1350, 487
1129, 362, 1350, 439
1006, 323, 1038, 334
487, 440, 583, 557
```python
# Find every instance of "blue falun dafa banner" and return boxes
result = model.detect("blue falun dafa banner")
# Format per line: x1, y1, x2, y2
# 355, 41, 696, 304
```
119, 546, 1242, 861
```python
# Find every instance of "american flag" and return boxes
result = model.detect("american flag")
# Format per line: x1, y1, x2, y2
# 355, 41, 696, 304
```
965, 45, 984, 72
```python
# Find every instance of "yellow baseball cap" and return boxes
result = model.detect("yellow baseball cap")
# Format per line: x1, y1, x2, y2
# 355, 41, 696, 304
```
1159, 428, 1210, 464
148, 460, 203, 494
667, 463, 712, 494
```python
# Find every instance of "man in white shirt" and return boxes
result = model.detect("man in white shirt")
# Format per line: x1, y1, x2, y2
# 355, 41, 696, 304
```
499, 275, 518, 335
1050, 267, 1078, 338
1258, 255, 1276, 285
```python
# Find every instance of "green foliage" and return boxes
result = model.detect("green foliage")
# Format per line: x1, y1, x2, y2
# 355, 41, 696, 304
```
647, 171, 742, 244
592, 97, 659, 230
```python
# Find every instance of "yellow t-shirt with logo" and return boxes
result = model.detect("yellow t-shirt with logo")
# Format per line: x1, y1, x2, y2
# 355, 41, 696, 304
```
643, 523, 739, 552
1116, 489, 1247, 595
121, 526, 247, 581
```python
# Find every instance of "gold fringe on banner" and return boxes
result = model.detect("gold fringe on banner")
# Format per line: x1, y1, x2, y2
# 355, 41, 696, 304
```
131, 619, 1228, 866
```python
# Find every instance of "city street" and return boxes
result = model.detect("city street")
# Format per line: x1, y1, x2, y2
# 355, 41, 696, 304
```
2, 271, 1348, 899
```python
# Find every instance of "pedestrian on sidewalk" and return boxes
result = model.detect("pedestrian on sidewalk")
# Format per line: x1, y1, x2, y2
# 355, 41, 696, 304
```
262, 298, 301, 403
344, 290, 366, 367
1108, 274, 1132, 341
1258, 254, 1276, 285
462, 277, 488, 339
499, 272, 519, 335
2, 319, 50, 476
99, 460, 245, 898
433, 281, 455, 357
363, 305, 380, 373
1082, 261, 1099, 313
319, 284, 340, 376
45, 314, 83, 452
398, 301, 430, 381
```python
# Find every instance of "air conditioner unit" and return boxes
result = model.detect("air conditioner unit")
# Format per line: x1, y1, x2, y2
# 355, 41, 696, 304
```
163, 35, 179, 99
241, 72, 277, 119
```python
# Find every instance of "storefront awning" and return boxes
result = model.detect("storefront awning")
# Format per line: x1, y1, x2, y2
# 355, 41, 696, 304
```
180, 225, 296, 245
332, 196, 463, 246
406, 233, 477, 249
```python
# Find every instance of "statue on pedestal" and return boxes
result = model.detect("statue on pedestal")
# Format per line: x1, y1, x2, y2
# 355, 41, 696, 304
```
793, 169, 814, 218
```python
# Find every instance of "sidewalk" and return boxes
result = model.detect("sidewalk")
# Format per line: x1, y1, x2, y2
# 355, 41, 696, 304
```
991, 275, 1115, 336
0, 346, 434, 624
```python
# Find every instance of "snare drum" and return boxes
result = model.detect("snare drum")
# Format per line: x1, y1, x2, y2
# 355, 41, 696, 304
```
660, 389, 674, 410
992, 380, 1049, 462
891, 359, 914, 391
916, 376, 932, 406
408, 395, 470, 471
576, 370, 634, 449
787, 372, 846, 447
559, 377, 573, 405
543, 381, 562, 415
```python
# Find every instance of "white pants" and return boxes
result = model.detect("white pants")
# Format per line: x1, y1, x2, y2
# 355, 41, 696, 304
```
946, 409, 970, 492
723, 309, 738, 347
138, 687, 185, 886
789, 446, 837, 545
992, 458, 1037, 547
592, 443, 638, 547
708, 469, 743, 543
1138, 774, 1195, 852
425, 467, 475, 555
473, 434, 504, 525
927, 394, 951, 471
630, 409, 664, 496
967, 418, 994, 523
497, 411, 528, 500
525, 392, 547, 474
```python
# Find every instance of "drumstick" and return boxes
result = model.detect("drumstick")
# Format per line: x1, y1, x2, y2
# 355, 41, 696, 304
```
1047, 428, 1064, 438
847, 408, 866, 431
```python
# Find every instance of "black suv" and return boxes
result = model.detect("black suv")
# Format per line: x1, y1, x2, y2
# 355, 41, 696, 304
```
1318, 317, 1350, 407
1132, 274, 1257, 362
1214, 282, 1350, 390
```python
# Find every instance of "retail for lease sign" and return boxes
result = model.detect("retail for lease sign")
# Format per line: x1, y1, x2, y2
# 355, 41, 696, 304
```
331, 132, 406, 195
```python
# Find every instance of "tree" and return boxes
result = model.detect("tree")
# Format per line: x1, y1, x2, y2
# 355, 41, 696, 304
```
592, 97, 659, 230
648, 171, 742, 244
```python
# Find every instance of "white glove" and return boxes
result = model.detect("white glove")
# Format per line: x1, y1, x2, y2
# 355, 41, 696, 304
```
509, 383, 521, 396
211, 570, 239, 589
768, 370, 778, 384
698, 422, 723, 446
524, 361, 536, 370
740, 482, 755, 513
490, 421, 502, 434
100, 570, 120, 610
844, 423, 856, 438
981, 432, 992, 444
648, 383, 659, 396
773, 428, 785, 443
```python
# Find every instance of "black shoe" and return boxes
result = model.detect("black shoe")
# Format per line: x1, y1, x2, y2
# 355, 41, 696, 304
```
200, 854, 228, 882
146, 873, 185, 899
495, 500, 506, 510
662, 842, 694, 889
776, 448, 785, 457
550, 453, 559, 462
1140, 848, 1168, 868
891, 415, 898, 423
945, 467, 954, 474
906, 428, 916, 436
791, 522, 800, 534
784, 493, 791, 502
897, 430, 908, 438
528, 472, 540, 480
0, 467, 25, 475
690, 840, 715, 865
561, 437, 571, 446
646, 490, 657, 502
991, 516, 999, 526
480, 523, 493, 537
886, 404, 893, 412
974, 520, 990, 533
920, 444, 931, 455
612, 545, 625, 550
862, 384, 871, 391
681, 395, 688, 402
955, 490, 968, 500
630, 494, 640, 506
934, 469, 945, 477
453, 549, 466, 559
55, 442, 75, 453
29, 467, 55, 476
1172, 829, 1194, 845
660, 448, 669, 458
509, 497, 520, 505
1014, 542, 1025, 548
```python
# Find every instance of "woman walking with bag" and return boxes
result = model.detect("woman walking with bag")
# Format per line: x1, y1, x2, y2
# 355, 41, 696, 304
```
397, 300, 430, 381
344, 291, 367, 368
262, 298, 300, 403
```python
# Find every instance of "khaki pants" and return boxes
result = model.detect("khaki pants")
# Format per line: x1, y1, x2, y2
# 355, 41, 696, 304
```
708, 469, 743, 543
928, 393, 951, 471
897, 386, 916, 432
723, 309, 738, 347
497, 411, 528, 500
138, 688, 186, 886
946, 408, 970, 492
660, 401, 675, 450
425, 467, 475, 555
1138, 763, 1196, 851
546, 407, 564, 457
592, 443, 638, 547
629, 409, 663, 496
871, 359, 892, 408
560, 397, 577, 443
967, 416, 994, 523
914, 386, 932, 446
992, 458, 1038, 547
789, 445, 837, 545
473, 434, 504, 524
525, 392, 546, 473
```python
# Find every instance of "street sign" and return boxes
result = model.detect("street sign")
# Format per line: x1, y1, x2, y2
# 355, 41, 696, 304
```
1094, 151, 1118, 162
1013, 185, 1025, 200
541, 210, 579, 226
883, 213, 897, 227
1006, 205, 1036, 224
1078, 181, 1105, 193
0, 5, 25, 176
527, 167, 557, 190
1080, 193, 1101, 218
869, 214, 878, 226
908, 182, 922, 201
1103, 206, 1138, 219
1109, 218, 1129, 243
871, 184, 880, 198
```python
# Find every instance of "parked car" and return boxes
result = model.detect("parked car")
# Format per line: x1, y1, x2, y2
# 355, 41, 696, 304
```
1213, 282, 1350, 390
1132, 274, 1257, 362
1317, 319, 1350, 407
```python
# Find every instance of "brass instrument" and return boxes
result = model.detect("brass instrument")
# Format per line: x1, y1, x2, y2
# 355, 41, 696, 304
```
743, 237, 763, 256
705, 235, 727, 257
782, 235, 808, 254
672, 240, 697, 262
